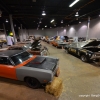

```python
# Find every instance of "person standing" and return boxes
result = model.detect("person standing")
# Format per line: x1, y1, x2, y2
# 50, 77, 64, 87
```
7, 33, 14, 46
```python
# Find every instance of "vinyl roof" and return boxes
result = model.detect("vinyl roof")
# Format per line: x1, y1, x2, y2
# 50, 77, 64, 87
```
0, 0, 100, 31
0, 50, 24, 57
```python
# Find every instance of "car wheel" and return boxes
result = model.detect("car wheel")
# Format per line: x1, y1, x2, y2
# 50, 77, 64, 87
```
80, 55, 88, 62
65, 49, 69, 53
25, 77, 40, 89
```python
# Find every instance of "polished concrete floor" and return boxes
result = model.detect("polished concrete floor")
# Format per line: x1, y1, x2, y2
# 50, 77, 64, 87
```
0, 41, 100, 100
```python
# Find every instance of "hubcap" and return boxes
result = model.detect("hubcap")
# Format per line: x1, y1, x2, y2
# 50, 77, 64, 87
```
81, 56, 86, 61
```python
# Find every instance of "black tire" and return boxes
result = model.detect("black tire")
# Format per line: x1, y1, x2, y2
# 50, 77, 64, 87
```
65, 49, 69, 53
80, 55, 88, 62
25, 77, 40, 89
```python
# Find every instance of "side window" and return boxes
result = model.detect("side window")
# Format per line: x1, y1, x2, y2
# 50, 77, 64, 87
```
0, 57, 12, 65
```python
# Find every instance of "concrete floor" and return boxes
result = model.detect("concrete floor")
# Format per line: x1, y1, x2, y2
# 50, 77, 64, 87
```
1, 42, 100, 100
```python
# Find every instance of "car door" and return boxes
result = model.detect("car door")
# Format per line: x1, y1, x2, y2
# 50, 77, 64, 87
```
0, 57, 17, 80
69, 43, 77, 54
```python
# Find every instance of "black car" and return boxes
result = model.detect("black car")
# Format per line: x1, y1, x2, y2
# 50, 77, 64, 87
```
65, 40, 100, 62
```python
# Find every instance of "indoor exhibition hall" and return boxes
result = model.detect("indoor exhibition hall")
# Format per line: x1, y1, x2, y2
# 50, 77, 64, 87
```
0, 0, 100, 100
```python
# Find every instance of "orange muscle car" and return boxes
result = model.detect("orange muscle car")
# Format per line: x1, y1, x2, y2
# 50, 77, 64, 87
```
0, 50, 60, 88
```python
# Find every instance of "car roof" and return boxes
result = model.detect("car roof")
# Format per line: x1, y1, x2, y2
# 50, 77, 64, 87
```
0, 50, 25, 57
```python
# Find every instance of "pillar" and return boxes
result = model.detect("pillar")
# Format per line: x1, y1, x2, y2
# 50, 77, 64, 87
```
9, 14, 16, 44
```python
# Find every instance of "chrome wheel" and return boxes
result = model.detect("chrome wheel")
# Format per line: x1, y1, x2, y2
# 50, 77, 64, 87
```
81, 55, 87, 62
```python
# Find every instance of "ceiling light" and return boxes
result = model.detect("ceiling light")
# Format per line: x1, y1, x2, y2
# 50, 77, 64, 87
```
75, 12, 79, 16
54, 25, 56, 26
50, 19, 54, 23
39, 21, 42, 23
42, 11, 46, 16
99, 15, 100, 17
61, 20, 63, 23
45, 25, 47, 27
68, 25, 69, 26
69, 0, 80, 7
79, 21, 81, 23
5, 19, 8, 23
50, 27, 52, 28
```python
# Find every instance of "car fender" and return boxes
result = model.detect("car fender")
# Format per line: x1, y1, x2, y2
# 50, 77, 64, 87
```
16, 66, 53, 83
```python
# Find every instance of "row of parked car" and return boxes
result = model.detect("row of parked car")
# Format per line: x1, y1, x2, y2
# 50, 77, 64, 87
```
43, 38, 100, 63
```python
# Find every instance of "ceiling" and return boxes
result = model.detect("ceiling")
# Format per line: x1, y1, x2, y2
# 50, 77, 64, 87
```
0, 0, 100, 31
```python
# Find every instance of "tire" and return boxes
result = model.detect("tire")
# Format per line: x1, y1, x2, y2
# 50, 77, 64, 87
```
80, 55, 88, 62
25, 77, 40, 89
65, 49, 69, 54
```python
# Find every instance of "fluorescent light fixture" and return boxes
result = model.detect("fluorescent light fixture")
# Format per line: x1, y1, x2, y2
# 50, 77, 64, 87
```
61, 20, 63, 23
75, 12, 79, 16
6, 19, 8, 23
42, 11, 46, 16
50, 19, 54, 23
69, 0, 80, 7
39, 20, 42, 23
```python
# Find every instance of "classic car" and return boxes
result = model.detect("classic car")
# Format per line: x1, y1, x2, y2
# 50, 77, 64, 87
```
7, 40, 48, 56
46, 37, 54, 44
51, 40, 67, 48
0, 50, 60, 88
65, 40, 100, 62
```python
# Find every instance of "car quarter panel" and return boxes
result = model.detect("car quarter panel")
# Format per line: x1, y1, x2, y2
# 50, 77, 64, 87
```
16, 67, 53, 83
0, 65, 17, 79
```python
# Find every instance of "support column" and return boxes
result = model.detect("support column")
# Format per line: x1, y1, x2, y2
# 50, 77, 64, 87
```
9, 14, 16, 44
3, 23, 7, 40
86, 17, 90, 40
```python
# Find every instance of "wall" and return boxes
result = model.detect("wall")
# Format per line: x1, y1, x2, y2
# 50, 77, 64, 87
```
19, 17, 100, 41
0, 31, 6, 40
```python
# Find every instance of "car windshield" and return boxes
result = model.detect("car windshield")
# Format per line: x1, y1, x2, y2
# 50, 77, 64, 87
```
11, 51, 33, 65
77, 42, 89, 48
22, 44, 31, 50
